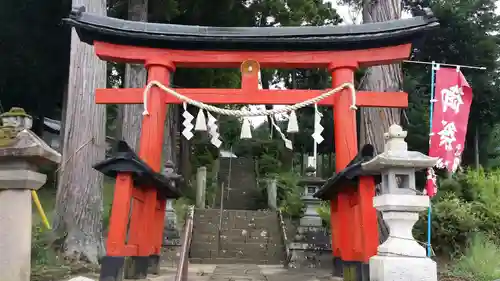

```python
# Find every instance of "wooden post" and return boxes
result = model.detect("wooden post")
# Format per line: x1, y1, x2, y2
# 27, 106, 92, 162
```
329, 63, 360, 276
358, 176, 378, 262
124, 59, 174, 279
106, 174, 134, 256
196, 166, 207, 209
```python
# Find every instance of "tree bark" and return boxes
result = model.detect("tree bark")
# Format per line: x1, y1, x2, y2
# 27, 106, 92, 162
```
163, 106, 178, 164
360, 0, 403, 152
118, 0, 149, 151
52, 0, 107, 263
118, 0, 178, 165
360, 0, 403, 244
121, 64, 146, 150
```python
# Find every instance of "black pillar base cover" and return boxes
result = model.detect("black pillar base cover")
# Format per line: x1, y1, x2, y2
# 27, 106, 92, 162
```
124, 256, 150, 279
342, 261, 370, 281
332, 256, 343, 277
148, 255, 161, 275
99, 256, 125, 281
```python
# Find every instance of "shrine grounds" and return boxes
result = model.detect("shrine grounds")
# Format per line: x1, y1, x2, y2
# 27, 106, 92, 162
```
29, 168, 500, 281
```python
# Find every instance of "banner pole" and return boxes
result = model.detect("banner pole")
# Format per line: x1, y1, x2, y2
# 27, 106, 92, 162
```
403, 60, 486, 70
426, 61, 438, 257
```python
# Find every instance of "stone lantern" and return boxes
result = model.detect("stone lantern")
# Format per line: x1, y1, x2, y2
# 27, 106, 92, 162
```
299, 167, 324, 227
287, 166, 332, 269
0, 107, 61, 281
361, 124, 438, 281
0, 107, 33, 130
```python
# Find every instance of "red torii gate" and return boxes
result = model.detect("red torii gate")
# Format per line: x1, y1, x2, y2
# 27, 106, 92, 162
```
65, 6, 438, 281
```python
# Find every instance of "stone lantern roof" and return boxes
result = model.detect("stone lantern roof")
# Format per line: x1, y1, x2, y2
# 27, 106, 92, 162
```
361, 124, 438, 173
0, 107, 61, 166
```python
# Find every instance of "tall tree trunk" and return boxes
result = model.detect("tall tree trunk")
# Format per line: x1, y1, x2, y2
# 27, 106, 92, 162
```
119, 0, 148, 151
360, 0, 403, 244
121, 64, 146, 150
52, 0, 107, 263
119, 0, 178, 165
360, 0, 403, 152
163, 106, 178, 164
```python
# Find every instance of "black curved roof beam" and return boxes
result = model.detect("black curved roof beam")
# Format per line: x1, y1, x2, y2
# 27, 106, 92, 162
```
64, 6, 439, 51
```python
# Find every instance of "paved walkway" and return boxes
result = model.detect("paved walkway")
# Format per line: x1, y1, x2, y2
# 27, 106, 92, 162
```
67, 264, 341, 281
138, 264, 341, 281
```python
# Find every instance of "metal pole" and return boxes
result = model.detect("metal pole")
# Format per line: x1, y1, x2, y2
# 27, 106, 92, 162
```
218, 182, 224, 253
313, 104, 319, 174
403, 60, 486, 70
226, 146, 233, 200
426, 61, 438, 257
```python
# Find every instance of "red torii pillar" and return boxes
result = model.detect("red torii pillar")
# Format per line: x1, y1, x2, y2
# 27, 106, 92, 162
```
93, 42, 409, 279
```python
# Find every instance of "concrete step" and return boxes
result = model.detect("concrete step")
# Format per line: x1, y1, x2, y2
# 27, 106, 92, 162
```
189, 257, 284, 265
189, 242, 284, 259
191, 209, 286, 263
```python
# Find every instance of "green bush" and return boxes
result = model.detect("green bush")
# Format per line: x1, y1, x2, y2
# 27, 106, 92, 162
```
257, 172, 304, 218
415, 169, 500, 256
317, 200, 331, 229
258, 154, 282, 175
275, 172, 304, 219
31, 225, 56, 266
414, 192, 482, 256
448, 233, 500, 281
457, 169, 500, 242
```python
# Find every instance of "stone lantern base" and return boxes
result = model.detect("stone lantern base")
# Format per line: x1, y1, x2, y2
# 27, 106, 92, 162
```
369, 194, 437, 281
370, 255, 437, 281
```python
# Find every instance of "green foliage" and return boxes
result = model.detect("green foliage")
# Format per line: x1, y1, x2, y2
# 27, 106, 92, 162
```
448, 234, 500, 281
403, 0, 500, 166
415, 169, 500, 256
259, 153, 283, 175
31, 224, 56, 266
317, 200, 331, 229
275, 172, 304, 218
414, 192, 481, 255
173, 197, 194, 226
31, 222, 100, 280
486, 123, 500, 169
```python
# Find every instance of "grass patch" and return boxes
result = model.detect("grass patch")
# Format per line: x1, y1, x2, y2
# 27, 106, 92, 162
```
32, 178, 115, 227
31, 178, 115, 281
447, 233, 500, 281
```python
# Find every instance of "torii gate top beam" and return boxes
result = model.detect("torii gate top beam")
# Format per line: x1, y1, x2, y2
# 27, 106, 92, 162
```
66, 6, 438, 53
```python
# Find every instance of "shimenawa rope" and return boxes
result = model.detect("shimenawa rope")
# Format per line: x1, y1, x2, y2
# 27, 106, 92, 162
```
141, 80, 358, 116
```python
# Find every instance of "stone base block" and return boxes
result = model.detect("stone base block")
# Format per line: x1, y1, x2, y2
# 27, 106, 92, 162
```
332, 256, 343, 277
99, 256, 124, 281
288, 247, 332, 269
343, 261, 369, 281
369, 255, 437, 281
148, 255, 160, 275
124, 256, 149, 279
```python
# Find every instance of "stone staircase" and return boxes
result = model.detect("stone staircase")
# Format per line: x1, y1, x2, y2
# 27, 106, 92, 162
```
216, 157, 261, 210
189, 209, 286, 265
